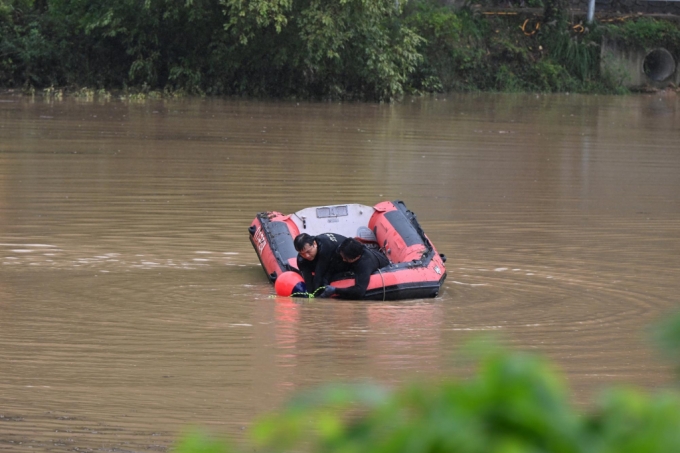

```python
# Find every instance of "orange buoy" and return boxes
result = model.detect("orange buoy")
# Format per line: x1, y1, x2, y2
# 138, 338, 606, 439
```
274, 271, 305, 296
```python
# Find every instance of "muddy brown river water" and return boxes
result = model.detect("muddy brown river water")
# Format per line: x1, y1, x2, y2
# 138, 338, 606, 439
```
1, 92, 679, 452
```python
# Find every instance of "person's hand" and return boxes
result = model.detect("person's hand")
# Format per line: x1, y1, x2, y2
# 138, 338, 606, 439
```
318, 286, 336, 298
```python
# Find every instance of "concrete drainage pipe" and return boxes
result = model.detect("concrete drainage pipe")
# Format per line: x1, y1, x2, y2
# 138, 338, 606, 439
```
643, 48, 676, 82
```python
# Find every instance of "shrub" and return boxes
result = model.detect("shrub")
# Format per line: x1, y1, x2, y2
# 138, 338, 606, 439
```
174, 311, 680, 453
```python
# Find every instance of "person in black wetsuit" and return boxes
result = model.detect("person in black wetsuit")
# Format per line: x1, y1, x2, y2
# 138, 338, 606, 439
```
294, 232, 348, 294
318, 237, 389, 299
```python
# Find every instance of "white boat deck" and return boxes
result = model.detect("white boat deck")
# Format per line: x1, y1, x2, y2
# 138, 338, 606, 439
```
289, 203, 377, 241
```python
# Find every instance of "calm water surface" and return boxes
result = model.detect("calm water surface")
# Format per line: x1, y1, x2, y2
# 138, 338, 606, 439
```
1, 92, 679, 451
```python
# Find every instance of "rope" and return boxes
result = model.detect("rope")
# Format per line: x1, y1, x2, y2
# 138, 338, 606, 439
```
378, 268, 386, 301
288, 286, 329, 299
521, 18, 540, 36
274, 279, 387, 301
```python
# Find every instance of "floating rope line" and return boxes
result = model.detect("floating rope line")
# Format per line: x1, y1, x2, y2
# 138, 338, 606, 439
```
272, 281, 387, 300
268, 286, 331, 299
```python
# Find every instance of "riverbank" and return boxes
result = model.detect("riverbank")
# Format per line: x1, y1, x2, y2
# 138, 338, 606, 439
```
2, 0, 679, 100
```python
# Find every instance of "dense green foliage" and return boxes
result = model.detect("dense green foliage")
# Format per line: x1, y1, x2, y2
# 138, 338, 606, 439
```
1, 0, 679, 99
601, 17, 680, 54
1, 0, 423, 99
174, 311, 680, 453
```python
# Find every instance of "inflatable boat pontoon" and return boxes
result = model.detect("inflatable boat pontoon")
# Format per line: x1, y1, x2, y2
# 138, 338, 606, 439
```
248, 200, 447, 300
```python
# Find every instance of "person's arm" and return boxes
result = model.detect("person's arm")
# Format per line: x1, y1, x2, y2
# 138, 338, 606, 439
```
297, 256, 315, 291
312, 250, 334, 291
311, 234, 346, 291
334, 257, 373, 299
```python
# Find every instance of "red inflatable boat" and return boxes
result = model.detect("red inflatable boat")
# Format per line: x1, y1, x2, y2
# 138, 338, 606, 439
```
248, 200, 447, 300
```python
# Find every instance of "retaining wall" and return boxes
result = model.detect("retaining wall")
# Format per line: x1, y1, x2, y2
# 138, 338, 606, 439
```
601, 38, 679, 88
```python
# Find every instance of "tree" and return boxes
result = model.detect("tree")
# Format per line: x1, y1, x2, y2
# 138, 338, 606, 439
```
221, 0, 424, 100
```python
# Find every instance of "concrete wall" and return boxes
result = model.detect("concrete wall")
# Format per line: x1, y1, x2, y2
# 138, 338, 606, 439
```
601, 37, 680, 88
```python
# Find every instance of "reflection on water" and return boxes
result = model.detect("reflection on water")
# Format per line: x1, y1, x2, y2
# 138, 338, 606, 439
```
1, 92, 679, 452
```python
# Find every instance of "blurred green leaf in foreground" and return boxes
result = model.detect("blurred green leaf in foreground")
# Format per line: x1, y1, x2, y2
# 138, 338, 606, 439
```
175, 312, 680, 453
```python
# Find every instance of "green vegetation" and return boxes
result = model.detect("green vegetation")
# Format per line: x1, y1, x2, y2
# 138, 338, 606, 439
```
601, 17, 680, 52
403, 3, 608, 93
174, 311, 680, 453
1, 0, 679, 100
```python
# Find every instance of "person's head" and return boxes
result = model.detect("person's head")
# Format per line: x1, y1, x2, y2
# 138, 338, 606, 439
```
338, 238, 363, 263
294, 233, 318, 261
